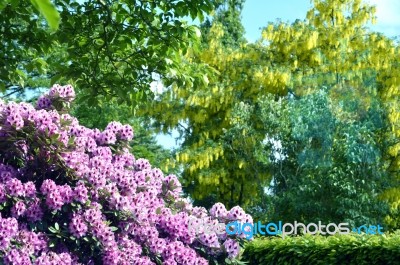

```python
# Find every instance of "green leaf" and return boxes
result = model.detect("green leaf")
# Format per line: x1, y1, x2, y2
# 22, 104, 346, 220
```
49, 240, 56, 248
0, 0, 11, 10
94, 39, 105, 46
29, 0, 60, 30
15, 69, 27, 79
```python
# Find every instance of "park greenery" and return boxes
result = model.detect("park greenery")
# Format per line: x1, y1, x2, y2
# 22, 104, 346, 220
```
243, 232, 400, 264
1, 0, 400, 263
0, 84, 251, 264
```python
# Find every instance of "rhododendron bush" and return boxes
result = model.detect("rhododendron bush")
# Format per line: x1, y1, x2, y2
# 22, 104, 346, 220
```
0, 84, 251, 264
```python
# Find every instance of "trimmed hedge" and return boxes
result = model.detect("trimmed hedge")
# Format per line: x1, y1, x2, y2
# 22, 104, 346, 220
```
242, 233, 400, 264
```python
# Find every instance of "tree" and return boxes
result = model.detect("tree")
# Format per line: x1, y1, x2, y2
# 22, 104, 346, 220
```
142, 1, 284, 209
0, 0, 60, 98
255, 0, 398, 226
260, 0, 382, 94
377, 41, 400, 229
258, 88, 389, 226
1, 0, 215, 106
201, 0, 246, 48
1, 0, 60, 30
144, 0, 400, 225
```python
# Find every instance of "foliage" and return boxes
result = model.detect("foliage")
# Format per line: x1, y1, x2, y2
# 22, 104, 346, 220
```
0, 0, 60, 30
0, 0, 215, 106
0, 0, 60, 98
143, 0, 283, 210
201, 0, 246, 48
143, 0, 397, 218
260, 0, 381, 92
378, 42, 400, 229
243, 232, 400, 265
257, 89, 389, 226
0, 84, 251, 264
3, 0, 400, 240
259, 1, 400, 229
29, 0, 60, 30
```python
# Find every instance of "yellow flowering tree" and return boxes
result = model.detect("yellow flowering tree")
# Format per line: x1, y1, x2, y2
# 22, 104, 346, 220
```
144, 0, 400, 223
261, 0, 400, 227
142, 2, 287, 208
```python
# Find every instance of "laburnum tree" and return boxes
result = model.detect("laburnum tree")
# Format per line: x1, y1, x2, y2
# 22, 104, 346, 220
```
259, 0, 384, 92
252, 0, 399, 226
142, 1, 291, 210
377, 43, 400, 229
144, 0, 400, 224
201, 0, 246, 48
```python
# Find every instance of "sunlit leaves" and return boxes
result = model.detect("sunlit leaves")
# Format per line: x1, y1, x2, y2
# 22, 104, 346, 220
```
144, 18, 276, 210
30, 0, 60, 30
145, 0, 399, 225
1, 0, 215, 106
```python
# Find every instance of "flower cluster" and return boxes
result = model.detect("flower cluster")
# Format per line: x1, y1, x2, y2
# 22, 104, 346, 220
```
0, 84, 252, 264
37, 84, 75, 110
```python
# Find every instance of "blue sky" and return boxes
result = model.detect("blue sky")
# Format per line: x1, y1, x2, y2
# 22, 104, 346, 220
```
156, 0, 400, 149
241, 0, 400, 42
242, 0, 313, 42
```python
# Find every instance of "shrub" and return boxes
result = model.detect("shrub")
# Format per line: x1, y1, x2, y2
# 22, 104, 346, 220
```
243, 233, 400, 265
0, 84, 251, 264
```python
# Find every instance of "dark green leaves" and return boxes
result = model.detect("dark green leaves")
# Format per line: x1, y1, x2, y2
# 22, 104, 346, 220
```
260, 89, 389, 227
0, 0, 11, 10
1, 0, 215, 107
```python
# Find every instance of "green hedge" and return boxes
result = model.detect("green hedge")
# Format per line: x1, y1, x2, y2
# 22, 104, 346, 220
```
242, 233, 400, 264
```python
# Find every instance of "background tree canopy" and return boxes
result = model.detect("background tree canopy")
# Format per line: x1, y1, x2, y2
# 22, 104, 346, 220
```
142, 0, 399, 228
1, 0, 214, 105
